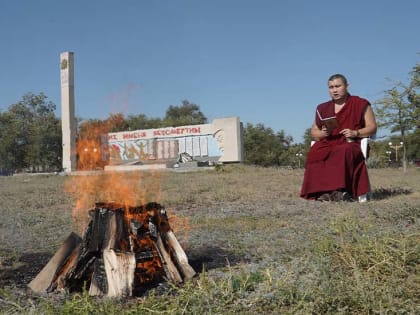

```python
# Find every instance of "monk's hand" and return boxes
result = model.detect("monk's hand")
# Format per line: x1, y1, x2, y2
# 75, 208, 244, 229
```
321, 126, 329, 138
339, 129, 355, 140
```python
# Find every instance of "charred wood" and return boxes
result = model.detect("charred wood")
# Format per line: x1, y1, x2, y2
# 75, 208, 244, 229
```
29, 202, 195, 297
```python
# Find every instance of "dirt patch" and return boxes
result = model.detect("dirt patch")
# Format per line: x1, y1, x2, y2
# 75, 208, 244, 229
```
0, 252, 51, 289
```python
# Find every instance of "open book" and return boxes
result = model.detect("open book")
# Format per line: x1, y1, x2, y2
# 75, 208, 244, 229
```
317, 110, 339, 132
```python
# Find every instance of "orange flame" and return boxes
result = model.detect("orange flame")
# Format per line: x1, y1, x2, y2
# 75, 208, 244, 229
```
64, 170, 164, 233
64, 116, 165, 232
65, 114, 190, 243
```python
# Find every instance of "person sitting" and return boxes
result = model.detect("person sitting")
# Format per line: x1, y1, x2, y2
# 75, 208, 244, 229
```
300, 74, 377, 201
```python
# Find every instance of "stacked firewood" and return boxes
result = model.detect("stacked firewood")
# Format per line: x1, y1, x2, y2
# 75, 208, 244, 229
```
29, 202, 195, 297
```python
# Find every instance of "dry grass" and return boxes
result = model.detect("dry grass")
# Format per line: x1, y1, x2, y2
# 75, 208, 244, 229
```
0, 165, 419, 314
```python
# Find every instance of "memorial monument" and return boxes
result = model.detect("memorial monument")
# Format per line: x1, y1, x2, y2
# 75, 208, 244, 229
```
104, 116, 243, 171
60, 52, 77, 172
60, 52, 243, 172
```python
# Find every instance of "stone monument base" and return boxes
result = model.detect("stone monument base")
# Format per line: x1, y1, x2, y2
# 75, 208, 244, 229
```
104, 164, 169, 172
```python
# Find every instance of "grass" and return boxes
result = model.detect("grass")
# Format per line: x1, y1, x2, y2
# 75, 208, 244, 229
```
0, 165, 419, 314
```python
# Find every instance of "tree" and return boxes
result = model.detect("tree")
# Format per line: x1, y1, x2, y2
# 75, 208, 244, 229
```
302, 127, 313, 147
408, 63, 420, 130
0, 111, 25, 171
406, 63, 420, 164
375, 84, 414, 138
374, 65, 420, 168
0, 93, 61, 172
243, 123, 292, 166
105, 113, 129, 132
163, 100, 207, 127
126, 114, 163, 130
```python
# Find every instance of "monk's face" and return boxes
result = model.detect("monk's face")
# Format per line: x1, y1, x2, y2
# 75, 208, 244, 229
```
328, 78, 348, 102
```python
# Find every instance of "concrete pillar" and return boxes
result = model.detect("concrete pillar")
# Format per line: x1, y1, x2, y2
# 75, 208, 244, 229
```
60, 52, 76, 172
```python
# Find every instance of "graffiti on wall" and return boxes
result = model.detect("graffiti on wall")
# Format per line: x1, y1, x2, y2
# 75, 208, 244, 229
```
104, 117, 242, 165
106, 128, 222, 164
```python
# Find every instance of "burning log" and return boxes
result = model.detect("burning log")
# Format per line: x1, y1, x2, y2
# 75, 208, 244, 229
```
29, 202, 195, 297
164, 230, 197, 280
155, 234, 183, 284
102, 250, 136, 297
28, 232, 82, 293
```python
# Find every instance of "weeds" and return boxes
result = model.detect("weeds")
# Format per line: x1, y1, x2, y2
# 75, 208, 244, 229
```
0, 167, 419, 314
311, 214, 419, 314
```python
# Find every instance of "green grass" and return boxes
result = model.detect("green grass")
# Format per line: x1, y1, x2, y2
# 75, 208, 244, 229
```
0, 166, 419, 314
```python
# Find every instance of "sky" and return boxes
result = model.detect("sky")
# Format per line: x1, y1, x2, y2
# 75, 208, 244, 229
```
0, 0, 419, 143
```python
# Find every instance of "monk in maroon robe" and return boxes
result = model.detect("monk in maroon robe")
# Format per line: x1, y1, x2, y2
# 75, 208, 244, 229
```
300, 74, 377, 201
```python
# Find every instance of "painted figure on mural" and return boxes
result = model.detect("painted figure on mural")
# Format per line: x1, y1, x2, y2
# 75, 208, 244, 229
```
213, 129, 225, 153
300, 74, 377, 201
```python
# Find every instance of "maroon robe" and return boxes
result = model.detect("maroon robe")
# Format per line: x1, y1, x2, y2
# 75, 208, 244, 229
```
300, 95, 371, 200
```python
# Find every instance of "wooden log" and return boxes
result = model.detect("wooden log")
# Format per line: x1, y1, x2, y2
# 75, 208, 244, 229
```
29, 202, 195, 297
88, 257, 107, 296
103, 210, 118, 250
88, 280, 103, 296
103, 249, 136, 297
165, 231, 196, 280
50, 244, 82, 292
90, 209, 128, 296
89, 208, 125, 252
155, 234, 183, 284
28, 232, 82, 293
51, 209, 125, 295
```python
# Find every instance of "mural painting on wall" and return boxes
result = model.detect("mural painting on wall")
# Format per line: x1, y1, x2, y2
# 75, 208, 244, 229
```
105, 126, 222, 165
